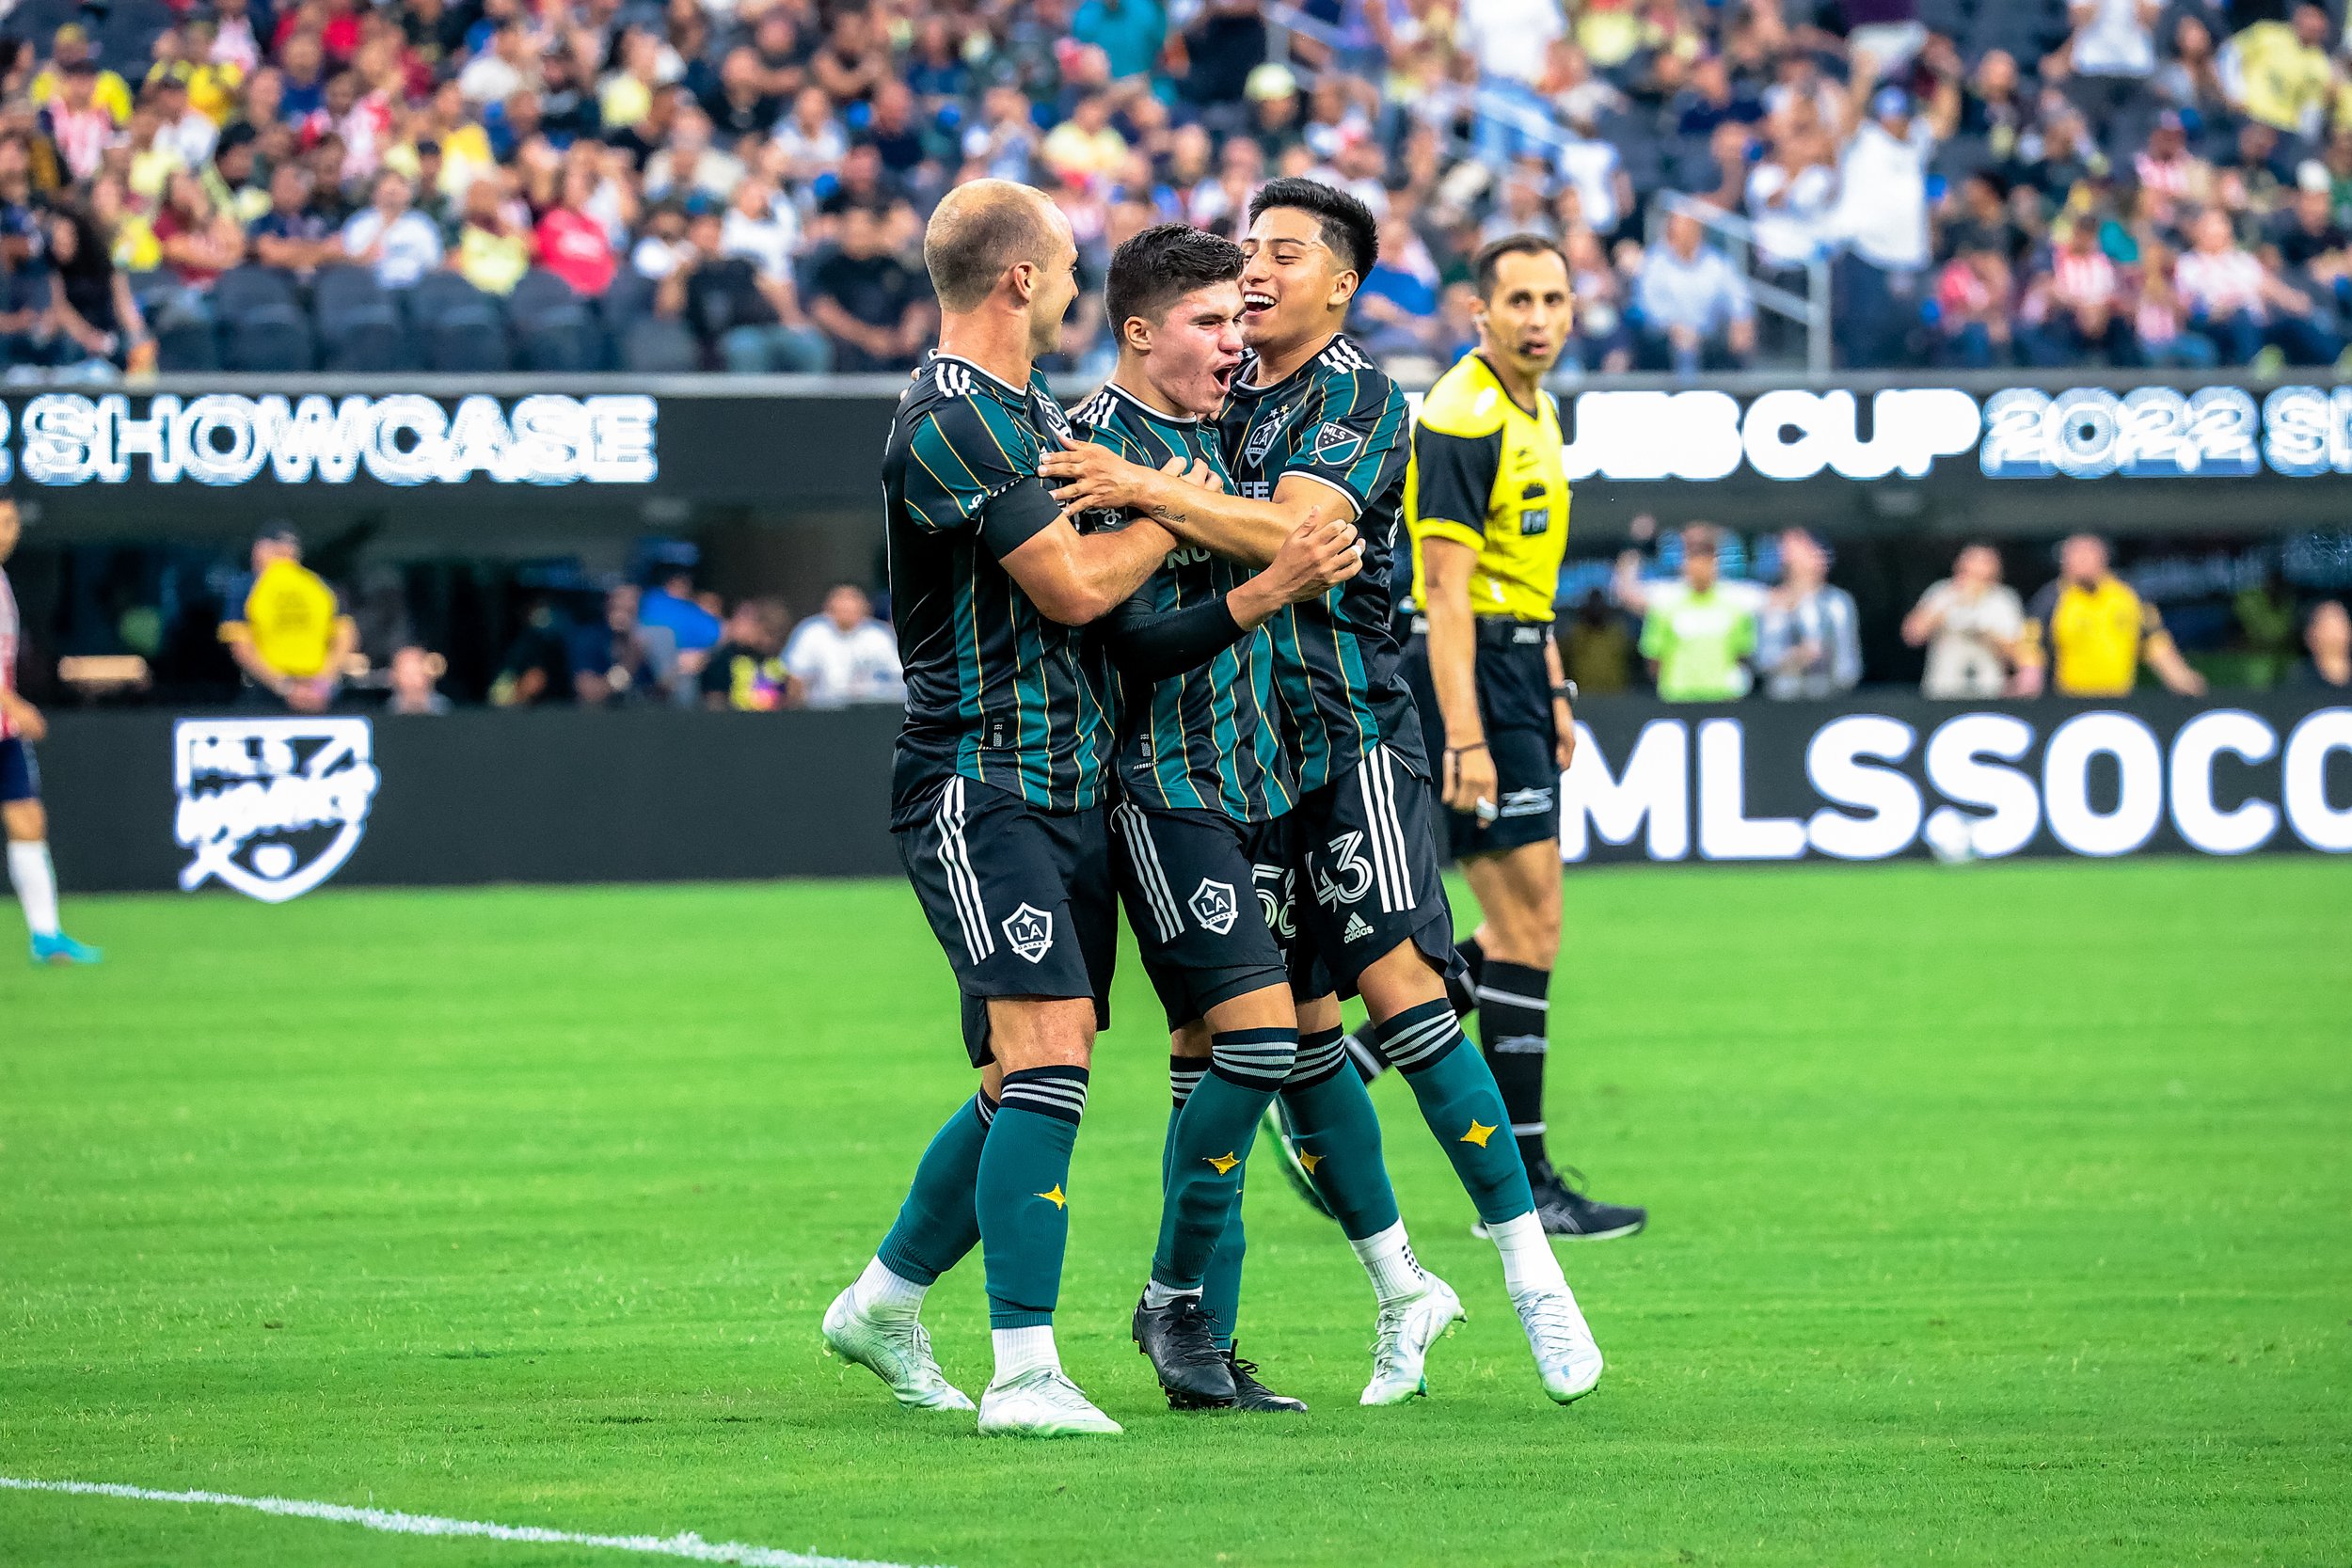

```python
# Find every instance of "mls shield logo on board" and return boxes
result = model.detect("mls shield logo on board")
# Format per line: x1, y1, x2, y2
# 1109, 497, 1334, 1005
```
173, 718, 380, 903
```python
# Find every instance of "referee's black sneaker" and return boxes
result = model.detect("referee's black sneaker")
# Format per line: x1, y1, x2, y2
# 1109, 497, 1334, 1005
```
1473, 1166, 1647, 1241
1533, 1165, 1647, 1240
1134, 1293, 1237, 1405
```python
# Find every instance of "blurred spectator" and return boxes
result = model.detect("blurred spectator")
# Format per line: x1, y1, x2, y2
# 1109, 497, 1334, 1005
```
785, 584, 905, 707
534, 160, 620, 297
1638, 525, 1756, 703
702, 597, 797, 710
572, 585, 660, 705
2176, 206, 2336, 366
2021, 219, 2135, 365
2220, 5, 2334, 140
660, 204, 828, 372
807, 202, 931, 372
491, 599, 575, 706
388, 645, 452, 716
1351, 211, 1442, 360
43, 207, 149, 373
1562, 590, 1632, 695
1553, 107, 1632, 240
2015, 533, 2206, 697
1756, 530, 1861, 700
1828, 70, 1947, 368
2062, 0, 2160, 127
453, 175, 529, 295
341, 169, 441, 288
2292, 599, 2352, 689
639, 565, 724, 674
1934, 243, 2014, 367
219, 526, 358, 713
1635, 209, 1756, 373
249, 165, 340, 274
1903, 543, 2023, 698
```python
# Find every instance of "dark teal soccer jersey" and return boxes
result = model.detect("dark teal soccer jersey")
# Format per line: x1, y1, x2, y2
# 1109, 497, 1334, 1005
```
1070, 380, 1294, 824
882, 353, 1113, 827
1213, 332, 1421, 792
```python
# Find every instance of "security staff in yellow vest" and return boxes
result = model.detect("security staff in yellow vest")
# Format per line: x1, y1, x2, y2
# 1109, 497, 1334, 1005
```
1390, 233, 1646, 1240
2014, 534, 2206, 698
218, 525, 358, 712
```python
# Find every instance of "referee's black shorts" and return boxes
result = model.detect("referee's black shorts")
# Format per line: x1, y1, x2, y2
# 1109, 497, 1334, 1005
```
1404, 616, 1565, 861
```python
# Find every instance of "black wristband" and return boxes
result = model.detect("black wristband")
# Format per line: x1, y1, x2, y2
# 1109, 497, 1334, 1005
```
1551, 680, 1579, 704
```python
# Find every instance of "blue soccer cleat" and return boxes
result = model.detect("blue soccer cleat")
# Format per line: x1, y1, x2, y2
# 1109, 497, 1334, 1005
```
29, 931, 102, 965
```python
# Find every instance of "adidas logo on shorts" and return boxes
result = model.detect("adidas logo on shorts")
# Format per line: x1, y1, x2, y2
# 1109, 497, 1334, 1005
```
1343, 913, 1375, 943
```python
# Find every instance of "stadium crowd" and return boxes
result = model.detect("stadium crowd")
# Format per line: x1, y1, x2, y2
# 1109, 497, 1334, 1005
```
5, 0, 2352, 375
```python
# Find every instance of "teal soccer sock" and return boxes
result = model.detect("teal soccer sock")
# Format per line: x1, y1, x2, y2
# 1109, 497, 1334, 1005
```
875, 1089, 991, 1285
1373, 998, 1535, 1227
1277, 1025, 1403, 1242
977, 1066, 1088, 1329
1164, 1054, 1244, 1347
1153, 1027, 1295, 1292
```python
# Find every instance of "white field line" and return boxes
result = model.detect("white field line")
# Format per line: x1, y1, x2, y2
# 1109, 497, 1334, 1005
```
0, 1474, 944, 1568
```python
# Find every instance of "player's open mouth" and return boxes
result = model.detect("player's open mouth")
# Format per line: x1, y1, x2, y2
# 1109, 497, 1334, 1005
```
1212, 362, 1237, 391
1242, 291, 1277, 318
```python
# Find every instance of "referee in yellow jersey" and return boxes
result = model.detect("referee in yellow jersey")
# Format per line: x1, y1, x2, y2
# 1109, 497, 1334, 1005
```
1351, 235, 1645, 1240
218, 525, 358, 712
2014, 534, 2207, 699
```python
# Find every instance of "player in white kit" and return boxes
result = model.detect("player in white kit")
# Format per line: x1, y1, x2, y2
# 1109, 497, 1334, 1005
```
0, 499, 102, 965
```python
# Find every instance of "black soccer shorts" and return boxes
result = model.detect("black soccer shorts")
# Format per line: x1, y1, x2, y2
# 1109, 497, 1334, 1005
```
1405, 619, 1565, 860
1108, 800, 1293, 1032
0, 737, 38, 803
1275, 741, 1467, 1003
895, 773, 1116, 1066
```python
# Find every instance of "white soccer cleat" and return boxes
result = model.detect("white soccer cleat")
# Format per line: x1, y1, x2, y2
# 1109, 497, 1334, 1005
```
1513, 1285, 1604, 1404
976, 1367, 1123, 1436
821, 1285, 976, 1411
1361, 1275, 1465, 1405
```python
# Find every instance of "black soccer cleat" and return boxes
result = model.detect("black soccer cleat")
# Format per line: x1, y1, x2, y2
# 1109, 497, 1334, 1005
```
1133, 1292, 1237, 1405
1223, 1346, 1307, 1412
1530, 1165, 1647, 1241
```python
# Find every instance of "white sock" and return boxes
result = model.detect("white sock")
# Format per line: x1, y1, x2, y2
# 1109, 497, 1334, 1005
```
1141, 1279, 1199, 1310
992, 1323, 1060, 1383
1489, 1212, 1567, 1296
850, 1256, 927, 1318
8, 840, 58, 938
1348, 1221, 1428, 1308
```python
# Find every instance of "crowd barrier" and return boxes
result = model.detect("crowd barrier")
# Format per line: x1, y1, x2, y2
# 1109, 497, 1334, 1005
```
38, 693, 2351, 897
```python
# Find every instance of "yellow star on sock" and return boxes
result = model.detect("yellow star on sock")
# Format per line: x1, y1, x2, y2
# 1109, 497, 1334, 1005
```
1297, 1151, 1323, 1175
1205, 1150, 1241, 1175
1036, 1185, 1067, 1210
1460, 1119, 1498, 1148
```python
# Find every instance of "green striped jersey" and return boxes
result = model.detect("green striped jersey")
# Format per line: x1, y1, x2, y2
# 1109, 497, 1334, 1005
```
882, 352, 1113, 827
1070, 380, 1295, 824
1214, 332, 1422, 792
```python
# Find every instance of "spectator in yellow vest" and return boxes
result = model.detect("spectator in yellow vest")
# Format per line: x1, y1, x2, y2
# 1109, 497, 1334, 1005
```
218, 527, 358, 712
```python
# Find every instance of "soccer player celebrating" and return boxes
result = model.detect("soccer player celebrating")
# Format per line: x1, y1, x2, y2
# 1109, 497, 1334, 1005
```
1042, 181, 1605, 1405
1391, 235, 1646, 1240
1069, 222, 1382, 1412
0, 498, 101, 965
821, 180, 1188, 1439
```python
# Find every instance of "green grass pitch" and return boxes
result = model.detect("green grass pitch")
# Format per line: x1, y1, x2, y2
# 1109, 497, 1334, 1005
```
3, 857, 2348, 1568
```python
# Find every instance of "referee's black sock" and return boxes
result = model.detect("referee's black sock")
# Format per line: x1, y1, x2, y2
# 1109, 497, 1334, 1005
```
1476, 959, 1553, 1176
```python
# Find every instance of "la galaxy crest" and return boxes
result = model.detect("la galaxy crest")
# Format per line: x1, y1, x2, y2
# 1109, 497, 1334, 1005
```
1243, 403, 1296, 468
